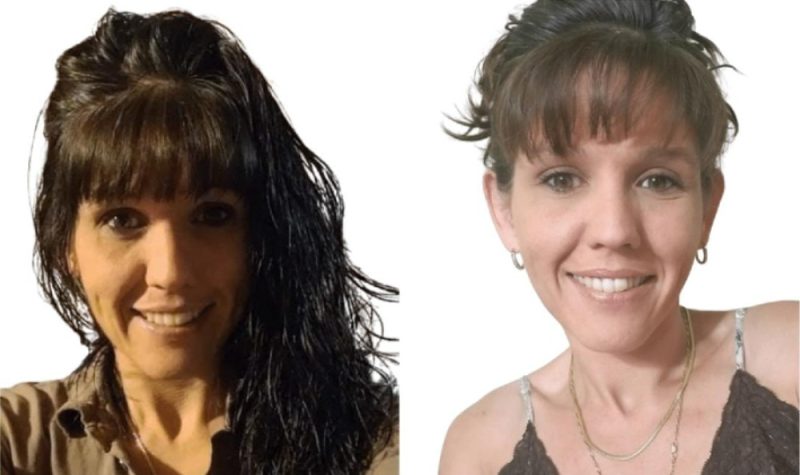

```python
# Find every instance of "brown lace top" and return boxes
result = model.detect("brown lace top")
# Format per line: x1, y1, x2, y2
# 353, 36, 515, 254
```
499, 309, 799, 475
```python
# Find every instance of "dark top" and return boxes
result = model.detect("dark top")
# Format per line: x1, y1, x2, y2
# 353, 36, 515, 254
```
499, 369, 799, 474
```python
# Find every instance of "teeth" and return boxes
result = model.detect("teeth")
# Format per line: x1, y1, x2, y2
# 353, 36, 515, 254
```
140, 311, 201, 327
573, 275, 647, 294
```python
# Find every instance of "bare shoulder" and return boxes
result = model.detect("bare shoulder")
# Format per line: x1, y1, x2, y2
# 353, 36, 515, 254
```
743, 301, 799, 406
439, 378, 528, 475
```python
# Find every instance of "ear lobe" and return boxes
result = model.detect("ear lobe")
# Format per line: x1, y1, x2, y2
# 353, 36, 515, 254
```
701, 171, 725, 246
483, 172, 519, 252
67, 249, 79, 280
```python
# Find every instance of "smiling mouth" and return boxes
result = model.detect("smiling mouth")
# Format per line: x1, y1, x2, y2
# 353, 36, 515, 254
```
568, 273, 652, 294
134, 305, 212, 328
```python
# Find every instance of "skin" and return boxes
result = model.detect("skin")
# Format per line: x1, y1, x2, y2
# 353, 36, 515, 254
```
439, 101, 799, 474
70, 188, 248, 475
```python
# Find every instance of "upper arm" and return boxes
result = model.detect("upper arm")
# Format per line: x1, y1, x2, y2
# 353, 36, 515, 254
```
439, 410, 486, 475
1, 388, 30, 474
1, 382, 61, 474
1, 403, 16, 475
439, 386, 522, 475
744, 300, 799, 406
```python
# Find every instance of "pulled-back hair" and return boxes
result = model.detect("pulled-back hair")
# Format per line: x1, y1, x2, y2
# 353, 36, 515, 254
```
34, 9, 396, 473
449, 0, 738, 190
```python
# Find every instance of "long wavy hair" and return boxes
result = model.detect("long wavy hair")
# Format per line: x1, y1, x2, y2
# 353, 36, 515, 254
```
33, 9, 396, 474
448, 0, 738, 191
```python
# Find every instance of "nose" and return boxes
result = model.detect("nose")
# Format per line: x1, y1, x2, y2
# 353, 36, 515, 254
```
585, 186, 642, 251
142, 222, 196, 291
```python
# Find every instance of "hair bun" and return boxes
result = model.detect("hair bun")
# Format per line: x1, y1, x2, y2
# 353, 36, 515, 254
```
514, 0, 695, 46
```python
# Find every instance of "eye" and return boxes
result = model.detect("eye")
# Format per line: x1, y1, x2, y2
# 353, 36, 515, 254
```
193, 202, 236, 226
639, 174, 682, 193
100, 208, 146, 235
541, 171, 582, 193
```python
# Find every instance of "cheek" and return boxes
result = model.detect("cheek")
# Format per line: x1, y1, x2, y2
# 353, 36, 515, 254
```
207, 236, 249, 310
77, 254, 139, 338
643, 202, 704, 264
512, 198, 578, 262
510, 200, 578, 299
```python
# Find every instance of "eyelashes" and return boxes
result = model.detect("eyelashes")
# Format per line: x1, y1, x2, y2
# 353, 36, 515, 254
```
98, 208, 146, 236
191, 202, 237, 226
638, 174, 683, 192
540, 171, 583, 193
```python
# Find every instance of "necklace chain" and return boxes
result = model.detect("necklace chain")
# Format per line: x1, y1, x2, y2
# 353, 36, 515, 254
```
569, 307, 696, 473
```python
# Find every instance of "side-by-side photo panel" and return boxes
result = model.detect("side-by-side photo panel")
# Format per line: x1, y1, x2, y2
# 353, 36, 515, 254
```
1, 1, 798, 474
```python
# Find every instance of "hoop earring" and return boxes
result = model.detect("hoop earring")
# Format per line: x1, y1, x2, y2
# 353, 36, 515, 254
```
695, 247, 707, 264
510, 250, 525, 270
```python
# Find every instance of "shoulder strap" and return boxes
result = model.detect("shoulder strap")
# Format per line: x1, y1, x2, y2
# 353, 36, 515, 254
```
734, 308, 747, 370
518, 376, 534, 424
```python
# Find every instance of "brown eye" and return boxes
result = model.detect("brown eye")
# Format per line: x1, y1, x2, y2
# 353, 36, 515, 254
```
542, 172, 582, 193
193, 202, 236, 226
640, 174, 681, 192
101, 208, 146, 234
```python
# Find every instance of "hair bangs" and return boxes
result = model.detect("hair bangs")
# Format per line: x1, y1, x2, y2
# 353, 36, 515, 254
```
61, 79, 251, 203
497, 25, 730, 175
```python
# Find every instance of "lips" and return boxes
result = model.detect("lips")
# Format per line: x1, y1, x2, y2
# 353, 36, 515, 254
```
568, 273, 652, 294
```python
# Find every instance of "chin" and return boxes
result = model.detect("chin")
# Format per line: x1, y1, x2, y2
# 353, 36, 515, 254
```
582, 338, 643, 355
570, 322, 658, 355
131, 349, 219, 380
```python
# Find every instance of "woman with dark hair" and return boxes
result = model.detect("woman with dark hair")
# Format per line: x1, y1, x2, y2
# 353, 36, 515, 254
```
1, 9, 397, 475
440, 0, 797, 474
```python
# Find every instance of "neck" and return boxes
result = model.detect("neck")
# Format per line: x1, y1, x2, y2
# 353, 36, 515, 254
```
567, 306, 690, 415
115, 360, 227, 443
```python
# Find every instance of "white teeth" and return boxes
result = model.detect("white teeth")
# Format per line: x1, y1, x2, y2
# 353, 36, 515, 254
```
140, 311, 201, 327
573, 275, 647, 294
602, 278, 614, 293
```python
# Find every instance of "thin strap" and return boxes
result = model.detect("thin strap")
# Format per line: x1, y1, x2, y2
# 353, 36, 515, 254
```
734, 308, 747, 370
518, 376, 534, 424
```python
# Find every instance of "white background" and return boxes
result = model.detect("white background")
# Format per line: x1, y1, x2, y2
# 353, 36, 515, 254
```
1, 2, 798, 474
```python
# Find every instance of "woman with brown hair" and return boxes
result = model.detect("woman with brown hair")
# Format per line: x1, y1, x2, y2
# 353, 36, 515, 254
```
1, 9, 397, 474
440, 0, 798, 473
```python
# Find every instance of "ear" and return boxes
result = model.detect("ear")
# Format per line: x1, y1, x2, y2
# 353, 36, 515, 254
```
483, 171, 520, 253
701, 171, 725, 246
66, 244, 80, 280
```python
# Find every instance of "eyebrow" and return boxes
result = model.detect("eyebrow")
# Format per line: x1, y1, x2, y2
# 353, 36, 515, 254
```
527, 144, 697, 168
196, 188, 243, 202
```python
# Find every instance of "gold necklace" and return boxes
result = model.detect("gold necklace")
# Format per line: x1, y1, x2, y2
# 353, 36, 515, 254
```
583, 370, 689, 475
569, 307, 695, 467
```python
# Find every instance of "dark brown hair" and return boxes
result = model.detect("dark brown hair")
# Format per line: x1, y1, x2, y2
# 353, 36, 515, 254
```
449, 0, 738, 191
34, 9, 396, 474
